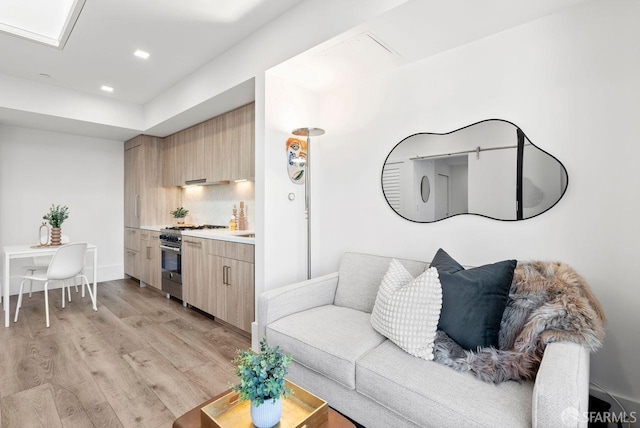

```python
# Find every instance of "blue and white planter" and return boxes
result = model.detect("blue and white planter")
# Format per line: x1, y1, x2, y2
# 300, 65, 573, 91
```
250, 398, 282, 428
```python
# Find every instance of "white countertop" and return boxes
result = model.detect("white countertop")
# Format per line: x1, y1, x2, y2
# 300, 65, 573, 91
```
182, 228, 255, 244
140, 225, 255, 244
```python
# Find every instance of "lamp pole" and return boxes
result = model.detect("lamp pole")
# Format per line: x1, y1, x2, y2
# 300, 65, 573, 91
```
292, 127, 325, 279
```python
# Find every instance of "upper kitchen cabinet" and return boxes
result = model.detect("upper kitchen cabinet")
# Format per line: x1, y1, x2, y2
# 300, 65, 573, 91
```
162, 132, 184, 187
162, 102, 255, 186
222, 103, 255, 181
183, 122, 206, 184
125, 135, 180, 227
124, 141, 142, 227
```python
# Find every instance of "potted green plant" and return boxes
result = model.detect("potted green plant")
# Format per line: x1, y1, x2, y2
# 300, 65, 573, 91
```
233, 339, 293, 428
170, 207, 189, 224
43, 204, 69, 246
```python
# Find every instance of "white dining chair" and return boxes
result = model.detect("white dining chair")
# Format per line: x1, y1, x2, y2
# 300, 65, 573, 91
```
14, 242, 96, 328
23, 235, 76, 297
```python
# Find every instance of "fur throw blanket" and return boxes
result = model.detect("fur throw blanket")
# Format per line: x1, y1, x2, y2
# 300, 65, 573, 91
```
433, 261, 606, 383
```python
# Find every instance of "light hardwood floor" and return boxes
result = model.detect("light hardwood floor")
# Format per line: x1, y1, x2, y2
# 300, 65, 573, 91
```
0, 278, 250, 428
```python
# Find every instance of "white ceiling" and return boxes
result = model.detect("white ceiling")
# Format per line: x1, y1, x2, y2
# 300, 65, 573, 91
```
0, 0, 593, 141
270, 0, 590, 92
0, 0, 302, 105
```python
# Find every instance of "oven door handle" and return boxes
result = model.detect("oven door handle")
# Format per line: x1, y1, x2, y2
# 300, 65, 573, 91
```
160, 245, 180, 252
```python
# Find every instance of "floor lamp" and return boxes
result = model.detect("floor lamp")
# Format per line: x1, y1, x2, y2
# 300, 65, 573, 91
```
292, 127, 325, 279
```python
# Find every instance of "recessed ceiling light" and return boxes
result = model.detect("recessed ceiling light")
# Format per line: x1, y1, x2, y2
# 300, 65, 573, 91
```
101, 85, 114, 93
134, 49, 150, 59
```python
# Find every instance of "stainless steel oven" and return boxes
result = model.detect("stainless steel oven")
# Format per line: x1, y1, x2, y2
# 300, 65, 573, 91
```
160, 230, 182, 300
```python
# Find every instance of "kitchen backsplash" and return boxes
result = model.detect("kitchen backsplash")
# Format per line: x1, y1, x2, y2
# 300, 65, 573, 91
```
180, 181, 255, 228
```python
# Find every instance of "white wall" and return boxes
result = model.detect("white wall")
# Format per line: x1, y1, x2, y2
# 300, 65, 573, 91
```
301, 0, 639, 408
0, 125, 124, 294
261, 74, 319, 295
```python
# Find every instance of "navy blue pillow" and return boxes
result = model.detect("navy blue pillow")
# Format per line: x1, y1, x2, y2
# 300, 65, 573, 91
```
431, 249, 516, 351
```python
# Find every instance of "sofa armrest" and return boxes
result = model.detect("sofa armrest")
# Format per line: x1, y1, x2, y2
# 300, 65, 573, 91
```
532, 342, 590, 428
258, 272, 339, 341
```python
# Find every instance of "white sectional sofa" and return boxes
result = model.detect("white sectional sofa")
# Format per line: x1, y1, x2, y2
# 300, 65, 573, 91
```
258, 252, 590, 428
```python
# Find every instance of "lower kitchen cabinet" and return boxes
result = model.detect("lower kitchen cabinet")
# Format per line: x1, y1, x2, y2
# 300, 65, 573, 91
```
208, 240, 254, 334
222, 257, 254, 333
181, 237, 254, 334
140, 230, 161, 289
124, 248, 140, 279
124, 227, 140, 278
183, 237, 211, 312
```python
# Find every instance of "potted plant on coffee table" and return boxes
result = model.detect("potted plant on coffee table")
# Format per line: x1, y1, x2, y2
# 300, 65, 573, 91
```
233, 339, 293, 428
42, 204, 69, 246
170, 207, 189, 224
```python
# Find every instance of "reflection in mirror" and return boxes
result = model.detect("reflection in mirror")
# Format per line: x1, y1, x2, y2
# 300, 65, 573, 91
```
420, 175, 431, 203
381, 120, 568, 222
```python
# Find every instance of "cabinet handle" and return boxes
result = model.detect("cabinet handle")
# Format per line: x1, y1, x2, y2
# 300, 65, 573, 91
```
147, 247, 151, 259
184, 240, 202, 247
222, 266, 227, 285
134, 195, 140, 217
226, 265, 231, 286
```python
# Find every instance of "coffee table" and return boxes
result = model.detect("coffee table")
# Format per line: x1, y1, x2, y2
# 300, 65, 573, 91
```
173, 390, 355, 428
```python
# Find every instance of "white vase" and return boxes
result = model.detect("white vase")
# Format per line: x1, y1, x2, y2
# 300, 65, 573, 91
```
250, 398, 282, 428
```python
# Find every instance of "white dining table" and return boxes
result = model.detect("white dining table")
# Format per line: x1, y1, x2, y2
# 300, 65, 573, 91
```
2, 243, 98, 327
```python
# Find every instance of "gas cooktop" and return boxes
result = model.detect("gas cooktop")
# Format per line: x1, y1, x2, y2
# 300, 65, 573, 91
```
164, 224, 227, 231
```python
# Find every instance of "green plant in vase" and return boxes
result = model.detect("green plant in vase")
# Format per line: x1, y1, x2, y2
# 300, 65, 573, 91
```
43, 204, 69, 246
170, 207, 189, 224
233, 338, 293, 428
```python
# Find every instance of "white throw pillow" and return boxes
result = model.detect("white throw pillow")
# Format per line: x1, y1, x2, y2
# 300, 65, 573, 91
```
371, 259, 443, 360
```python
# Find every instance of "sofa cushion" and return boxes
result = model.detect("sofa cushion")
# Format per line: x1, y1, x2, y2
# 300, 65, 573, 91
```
370, 260, 442, 360
334, 252, 427, 313
432, 248, 516, 350
356, 340, 533, 428
266, 305, 386, 389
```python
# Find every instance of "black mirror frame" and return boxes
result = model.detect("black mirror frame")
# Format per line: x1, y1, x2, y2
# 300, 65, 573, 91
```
380, 118, 569, 223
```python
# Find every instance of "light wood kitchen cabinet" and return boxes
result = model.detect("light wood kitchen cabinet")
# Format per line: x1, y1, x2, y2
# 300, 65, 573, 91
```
206, 103, 255, 182
181, 236, 254, 334
162, 102, 255, 186
162, 132, 188, 187
220, 257, 254, 333
208, 240, 254, 333
182, 237, 211, 312
124, 227, 141, 252
139, 230, 160, 289
182, 122, 206, 183
125, 135, 180, 227
124, 144, 141, 228
203, 115, 224, 182
124, 227, 141, 279
124, 249, 140, 279
223, 103, 255, 181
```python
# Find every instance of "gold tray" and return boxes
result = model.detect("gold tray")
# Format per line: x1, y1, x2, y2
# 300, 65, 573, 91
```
201, 380, 328, 428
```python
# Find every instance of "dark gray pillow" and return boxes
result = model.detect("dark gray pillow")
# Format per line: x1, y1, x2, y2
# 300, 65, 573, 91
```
431, 249, 516, 351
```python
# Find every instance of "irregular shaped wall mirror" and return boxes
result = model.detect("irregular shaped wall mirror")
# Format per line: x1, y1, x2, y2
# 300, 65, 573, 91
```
381, 119, 568, 222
